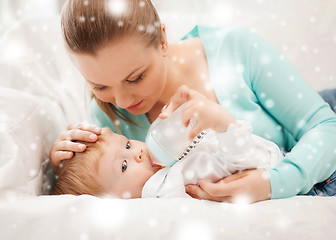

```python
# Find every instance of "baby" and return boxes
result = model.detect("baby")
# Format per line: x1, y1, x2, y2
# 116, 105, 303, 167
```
53, 86, 283, 199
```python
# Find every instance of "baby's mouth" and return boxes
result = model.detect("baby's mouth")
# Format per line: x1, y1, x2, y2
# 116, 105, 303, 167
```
148, 153, 163, 168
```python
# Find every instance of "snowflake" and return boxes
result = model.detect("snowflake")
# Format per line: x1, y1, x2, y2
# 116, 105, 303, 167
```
185, 170, 195, 180
29, 169, 37, 177
235, 138, 245, 147
276, 217, 292, 229
236, 64, 245, 73
0, 123, 7, 132
139, 1, 145, 7
3, 40, 25, 62
264, 133, 271, 140
176, 220, 212, 240
260, 55, 270, 65
89, 199, 126, 231
108, 0, 127, 17
138, 24, 145, 32
70, 206, 77, 213
80, 233, 89, 240
265, 99, 274, 109
30, 143, 37, 150
297, 119, 306, 129
232, 194, 252, 205
148, 218, 158, 228
204, 82, 212, 92
164, 127, 175, 137
146, 24, 156, 34
79, 16, 85, 22
180, 204, 190, 214
222, 99, 231, 108
42, 25, 48, 32
121, 191, 131, 199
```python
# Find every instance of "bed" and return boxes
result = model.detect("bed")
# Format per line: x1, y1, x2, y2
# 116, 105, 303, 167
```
0, 15, 335, 240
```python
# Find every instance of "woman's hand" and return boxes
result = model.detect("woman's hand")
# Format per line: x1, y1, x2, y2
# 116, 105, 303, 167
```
185, 169, 272, 203
49, 122, 102, 173
160, 85, 236, 140
159, 85, 192, 118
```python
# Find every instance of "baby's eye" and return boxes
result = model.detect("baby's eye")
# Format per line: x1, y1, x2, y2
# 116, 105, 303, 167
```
122, 160, 128, 172
126, 141, 131, 149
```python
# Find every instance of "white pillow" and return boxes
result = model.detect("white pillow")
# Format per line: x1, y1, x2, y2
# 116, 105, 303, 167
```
0, 88, 66, 196
0, 16, 89, 123
0, 16, 89, 197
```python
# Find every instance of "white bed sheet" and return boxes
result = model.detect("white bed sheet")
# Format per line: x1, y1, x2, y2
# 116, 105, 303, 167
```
1, 195, 336, 240
0, 13, 335, 240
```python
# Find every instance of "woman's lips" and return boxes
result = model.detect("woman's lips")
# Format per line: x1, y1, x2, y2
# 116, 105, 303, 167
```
127, 100, 143, 110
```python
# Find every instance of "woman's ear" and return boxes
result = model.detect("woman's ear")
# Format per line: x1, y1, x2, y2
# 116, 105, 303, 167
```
160, 24, 168, 57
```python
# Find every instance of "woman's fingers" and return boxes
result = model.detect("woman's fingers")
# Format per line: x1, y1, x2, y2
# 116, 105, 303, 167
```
159, 85, 190, 119
55, 140, 87, 152
66, 122, 102, 135
185, 184, 213, 200
186, 169, 272, 203
198, 178, 237, 198
185, 183, 231, 202
59, 128, 99, 142
53, 151, 74, 163
50, 123, 102, 173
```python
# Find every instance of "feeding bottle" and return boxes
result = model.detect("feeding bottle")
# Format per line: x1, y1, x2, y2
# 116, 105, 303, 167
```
145, 104, 196, 167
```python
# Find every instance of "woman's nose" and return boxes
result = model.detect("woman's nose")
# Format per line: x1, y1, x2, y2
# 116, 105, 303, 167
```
114, 90, 133, 109
135, 149, 144, 163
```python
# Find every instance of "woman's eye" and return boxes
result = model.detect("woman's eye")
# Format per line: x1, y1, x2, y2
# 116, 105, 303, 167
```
127, 73, 144, 85
126, 141, 131, 149
122, 160, 128, 172
94, 86, 107, 91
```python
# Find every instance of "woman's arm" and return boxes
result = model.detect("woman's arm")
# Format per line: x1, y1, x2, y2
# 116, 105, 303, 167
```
186, 28, 336, 202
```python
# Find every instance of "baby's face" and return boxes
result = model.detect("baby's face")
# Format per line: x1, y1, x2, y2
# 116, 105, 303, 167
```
97, 129, 161, 198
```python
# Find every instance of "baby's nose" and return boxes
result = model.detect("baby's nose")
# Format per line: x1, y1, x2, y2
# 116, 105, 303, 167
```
135, 149, 144, 163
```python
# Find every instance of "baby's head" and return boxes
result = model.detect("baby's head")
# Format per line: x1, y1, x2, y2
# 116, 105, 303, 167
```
52, 128, 161, 198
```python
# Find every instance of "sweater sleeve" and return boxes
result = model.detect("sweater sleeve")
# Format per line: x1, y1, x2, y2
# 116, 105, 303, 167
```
242, 29, 336, 198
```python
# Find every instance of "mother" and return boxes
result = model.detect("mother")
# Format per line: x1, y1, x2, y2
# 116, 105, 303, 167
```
50, 0, 336, 202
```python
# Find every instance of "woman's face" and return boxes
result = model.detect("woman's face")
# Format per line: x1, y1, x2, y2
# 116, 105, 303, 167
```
72, 34, 168, 115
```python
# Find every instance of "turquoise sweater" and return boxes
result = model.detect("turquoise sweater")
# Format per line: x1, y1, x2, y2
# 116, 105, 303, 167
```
89, 26, 336, 199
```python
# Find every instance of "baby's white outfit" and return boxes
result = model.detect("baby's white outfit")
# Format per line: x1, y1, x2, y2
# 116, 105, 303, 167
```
142, 121, 283, 198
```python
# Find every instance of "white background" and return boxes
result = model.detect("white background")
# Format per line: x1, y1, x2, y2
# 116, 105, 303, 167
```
0, 0, 335, 91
